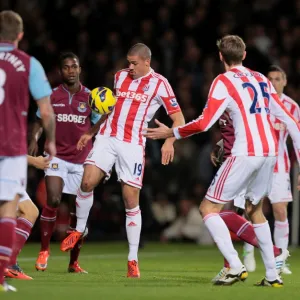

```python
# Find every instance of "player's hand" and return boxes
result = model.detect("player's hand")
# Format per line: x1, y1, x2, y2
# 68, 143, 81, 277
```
144, 119, 174, 140
45, 141, 56, 160
28, 140, 39, 156
297, 174, 300, 191
32, 156, 50, 170
161, 140, 174, 165
210, 146, 220, 167
77, 133, 93, 151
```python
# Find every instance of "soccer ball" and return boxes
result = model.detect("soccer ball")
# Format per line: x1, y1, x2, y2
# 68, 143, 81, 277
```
88, 87, 116, 115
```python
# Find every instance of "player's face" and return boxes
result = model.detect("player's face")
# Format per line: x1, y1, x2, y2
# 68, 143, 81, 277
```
127, 55, 150, 79
267, 71, 286, 95
60, 58, 81, 85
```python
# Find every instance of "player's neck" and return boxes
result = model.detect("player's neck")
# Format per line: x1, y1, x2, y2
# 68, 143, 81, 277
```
225, 63, 243, 72
134, 67, 151, 79
63, 82, 81, 95
0, 40, 18, 47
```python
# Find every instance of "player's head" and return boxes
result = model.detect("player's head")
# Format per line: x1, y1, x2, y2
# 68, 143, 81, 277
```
217, 35, 246, 68
127, 43, 151, 79
59, 52, 81, 85
0, 10, 24, 44
267, 65, 287, 96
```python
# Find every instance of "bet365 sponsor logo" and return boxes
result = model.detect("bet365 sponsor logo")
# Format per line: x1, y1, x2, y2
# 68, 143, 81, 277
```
116, 89, 148, 102
56, 114, 87, 124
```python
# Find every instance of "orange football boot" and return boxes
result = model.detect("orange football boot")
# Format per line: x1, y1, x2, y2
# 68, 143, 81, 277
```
60, 231, 82, 252
5, 264, 33, 280
35, 250, 50, 271
127, 260, 140, 278
68, 261, 88, 274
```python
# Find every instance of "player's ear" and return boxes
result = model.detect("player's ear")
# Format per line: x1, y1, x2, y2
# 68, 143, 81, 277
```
145, 58, 150, 67
242, 51, 246, 61
219, 52, 223, 62
79, 66, 82, 75
17, 32, 24, 42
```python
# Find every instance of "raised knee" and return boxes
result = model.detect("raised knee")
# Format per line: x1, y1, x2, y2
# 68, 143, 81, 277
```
81, 180, 94, 193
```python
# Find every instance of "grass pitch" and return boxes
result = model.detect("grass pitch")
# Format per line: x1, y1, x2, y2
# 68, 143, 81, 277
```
5, 242, 300, 300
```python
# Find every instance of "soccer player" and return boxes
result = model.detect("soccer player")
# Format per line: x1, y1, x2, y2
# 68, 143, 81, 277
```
210, 113, 289, 283
144, 35, 300, 287
242, 65, 300, 274
60, 43, 185, 278
28, 52, 101, 274
0, 10, 55, 292
5, 155, 49, 280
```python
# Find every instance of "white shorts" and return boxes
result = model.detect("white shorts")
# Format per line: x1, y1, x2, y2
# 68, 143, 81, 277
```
206, 156, 276, 207
19, 191, 31, 203
269, 172, 292, 204
85, 136, 145, 189
45, 156, 83, 195
0, 156, 27, 201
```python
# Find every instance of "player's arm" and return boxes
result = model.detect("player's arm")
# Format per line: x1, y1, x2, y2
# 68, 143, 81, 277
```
290, 102, 300, 167
161, 111, 185, 165
27, 155, 50, 170
29, 56, 56, 158
28, 118, 43, 156
211, 139, 224, 167
77, 114, 107, 151
145, 76, 231, 140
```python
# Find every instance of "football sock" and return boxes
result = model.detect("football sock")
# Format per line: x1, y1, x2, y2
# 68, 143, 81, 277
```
69, 212, 82, 265
204, 213, 242, 270
274, 219, 289, 249
10, 217, 33, 265
40, 205, 57, 251
253, 221, 277, 281
126, 206, 141, 261
0, 218, 16, 284
75, 188, 93, 233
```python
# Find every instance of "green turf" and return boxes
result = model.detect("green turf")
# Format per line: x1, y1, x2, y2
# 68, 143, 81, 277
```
4, 242, 300, 299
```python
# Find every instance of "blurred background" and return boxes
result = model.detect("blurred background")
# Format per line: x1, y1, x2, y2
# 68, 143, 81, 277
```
1, 0, 300, 245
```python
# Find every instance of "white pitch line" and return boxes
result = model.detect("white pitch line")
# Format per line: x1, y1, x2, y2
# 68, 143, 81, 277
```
18, 251, 187, 262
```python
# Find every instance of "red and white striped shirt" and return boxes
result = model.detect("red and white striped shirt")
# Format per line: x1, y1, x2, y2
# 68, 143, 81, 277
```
174, 66, 300, 157
270, 94, 300, 173
99, 68, 181, 146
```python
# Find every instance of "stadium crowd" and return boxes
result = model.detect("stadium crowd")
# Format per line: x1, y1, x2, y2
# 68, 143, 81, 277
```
1, 0, 299, 242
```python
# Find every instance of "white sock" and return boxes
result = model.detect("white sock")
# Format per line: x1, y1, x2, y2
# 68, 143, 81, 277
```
204, 213, 242, 270
126, 206, 141, 261
253, 221, 277, 281
274, 219, 289, 249
243, 242, 255, 253
75, 188, 93, 232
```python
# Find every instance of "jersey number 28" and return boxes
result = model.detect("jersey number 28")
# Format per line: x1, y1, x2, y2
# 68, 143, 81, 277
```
242, 82, 270, 114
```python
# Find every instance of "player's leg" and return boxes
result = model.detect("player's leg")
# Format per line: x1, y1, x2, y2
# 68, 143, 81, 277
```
121, 183, 141, 278
60, 136, 116, 251
269, 172, 292, 274
5, 194, 38, 280
246, 157, 283, 287
63, 165, 88, 273
115, 140, 144, 278
67, 195, 87, 273
0, 156, 27, 292
214, 210, 286, 282
36, 157, 66, 271
201, 156, 253, 285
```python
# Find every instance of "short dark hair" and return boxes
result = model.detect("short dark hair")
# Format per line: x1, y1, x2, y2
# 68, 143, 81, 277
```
59, 52, 80, 68
0, 10, 23, 42
217, 35, 246, 66
267, 65, 286, 79
127, 43, 151, 60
